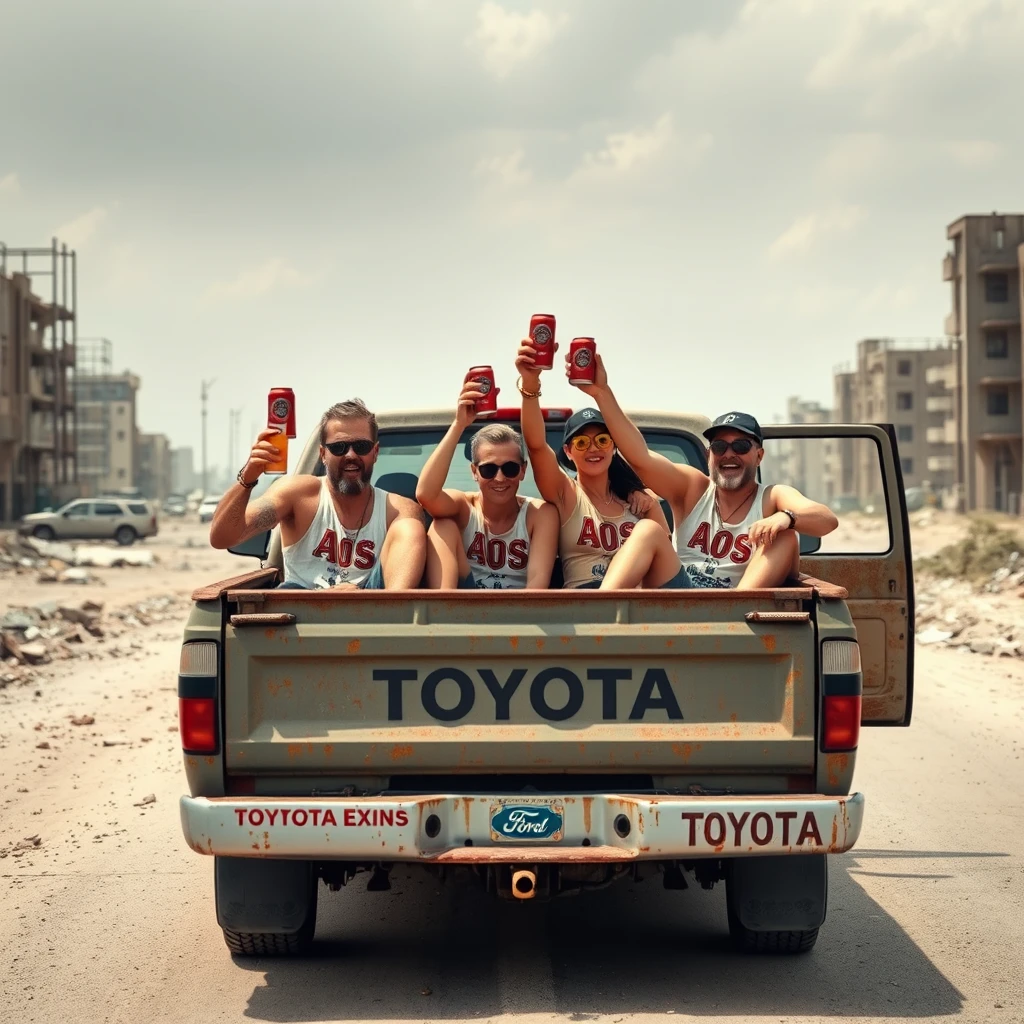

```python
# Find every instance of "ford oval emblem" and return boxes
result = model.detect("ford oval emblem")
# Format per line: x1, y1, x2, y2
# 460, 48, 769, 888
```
490, 803, 564, 842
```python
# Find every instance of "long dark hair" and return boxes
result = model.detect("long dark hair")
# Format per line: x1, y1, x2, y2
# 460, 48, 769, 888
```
608, 452, 647, 502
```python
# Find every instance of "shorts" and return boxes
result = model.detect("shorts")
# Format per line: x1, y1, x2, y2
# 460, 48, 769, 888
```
277, 562, 385, 591
568, 567, 691, 591
458, 572, 478, 590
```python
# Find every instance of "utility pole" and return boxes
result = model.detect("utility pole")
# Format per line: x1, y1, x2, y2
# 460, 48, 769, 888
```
201, 378, 215, 495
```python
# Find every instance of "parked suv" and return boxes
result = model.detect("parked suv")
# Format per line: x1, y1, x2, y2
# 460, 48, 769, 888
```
19, 498, 158, 546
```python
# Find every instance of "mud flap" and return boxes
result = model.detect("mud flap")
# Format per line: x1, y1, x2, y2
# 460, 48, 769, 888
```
215, 856, 317, 934
726, 854, 828, 932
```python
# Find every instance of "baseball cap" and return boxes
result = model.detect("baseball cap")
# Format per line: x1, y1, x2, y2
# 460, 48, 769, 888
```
558, 407, 609, 468
703, 411, 763, 445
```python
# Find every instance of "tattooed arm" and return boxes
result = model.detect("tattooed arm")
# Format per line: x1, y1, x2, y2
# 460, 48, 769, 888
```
209, 429, 308, 549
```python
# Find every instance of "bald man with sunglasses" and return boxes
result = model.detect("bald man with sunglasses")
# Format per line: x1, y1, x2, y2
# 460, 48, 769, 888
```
210, 399, 426, 590
568, 358, 838, 590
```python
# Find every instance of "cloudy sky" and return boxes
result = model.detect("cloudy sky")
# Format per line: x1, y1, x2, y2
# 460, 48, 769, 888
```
2, 0, 1023, 464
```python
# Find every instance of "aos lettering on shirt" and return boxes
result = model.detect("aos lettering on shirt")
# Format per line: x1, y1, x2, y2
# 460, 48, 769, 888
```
310, 529, 377, 570
575, 516, 636, 553
684, 522, 752, 565
466, 533, 528, 571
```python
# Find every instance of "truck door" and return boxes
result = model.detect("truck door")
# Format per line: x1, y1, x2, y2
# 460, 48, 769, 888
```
760, 423, 914, 726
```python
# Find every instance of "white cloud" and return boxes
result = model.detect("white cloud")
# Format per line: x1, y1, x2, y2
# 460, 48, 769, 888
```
467, 2, 569, 79
817, 133, 886, 183
0, 172, 20, 196
203, 259, 312, 303
768, 205, 866, 260
944, 138, 1001, 168
475, 149, 532, 188
54, 205, 109, 248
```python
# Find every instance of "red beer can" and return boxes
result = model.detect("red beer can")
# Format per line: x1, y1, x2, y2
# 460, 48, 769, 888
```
529, 313, 556, 370
465, 366, 499, 418
568, 338, 597, 385
268, 387, 296, 438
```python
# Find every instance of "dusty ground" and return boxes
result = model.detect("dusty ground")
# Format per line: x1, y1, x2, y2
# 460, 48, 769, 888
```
0, 513, 1022, 1022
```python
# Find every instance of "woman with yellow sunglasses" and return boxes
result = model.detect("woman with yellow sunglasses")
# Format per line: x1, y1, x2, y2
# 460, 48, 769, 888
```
515, 339, 689, 589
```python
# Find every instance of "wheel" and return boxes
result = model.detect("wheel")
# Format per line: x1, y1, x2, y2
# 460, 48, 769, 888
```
115, 525, 136, 546
221, 913, 316, 957
727, 899, 819, 953
33, 525, 56, 541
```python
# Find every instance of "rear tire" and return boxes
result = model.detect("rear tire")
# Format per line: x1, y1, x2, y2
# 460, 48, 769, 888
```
727, 900, 819, 953
115, 525, 136, 546
33, 525, 56, 541
222, 911, 316, 957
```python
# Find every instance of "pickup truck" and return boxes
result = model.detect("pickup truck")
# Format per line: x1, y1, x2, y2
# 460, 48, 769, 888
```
178, 406, 913, 956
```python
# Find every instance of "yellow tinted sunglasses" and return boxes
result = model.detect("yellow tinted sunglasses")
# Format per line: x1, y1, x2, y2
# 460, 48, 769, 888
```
569, 432, 613, 453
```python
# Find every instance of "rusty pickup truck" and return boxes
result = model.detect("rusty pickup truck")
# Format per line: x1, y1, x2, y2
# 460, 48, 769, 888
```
178, 408, 913, 956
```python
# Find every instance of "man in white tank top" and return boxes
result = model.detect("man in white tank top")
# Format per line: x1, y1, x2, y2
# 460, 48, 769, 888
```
209, 399, 427, 590
566, 357, 839, 590
417, 377, 559, 589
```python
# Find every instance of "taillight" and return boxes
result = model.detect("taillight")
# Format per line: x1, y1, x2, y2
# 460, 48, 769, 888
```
179, 697, 216, 752
821, 639, 862, 752
179, 641, 219, 754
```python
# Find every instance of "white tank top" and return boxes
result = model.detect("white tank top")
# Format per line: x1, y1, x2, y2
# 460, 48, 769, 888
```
461, 498, 531, 589
674, 481, 767, 589
283, 479, 390, 589
558, 485, 640, 589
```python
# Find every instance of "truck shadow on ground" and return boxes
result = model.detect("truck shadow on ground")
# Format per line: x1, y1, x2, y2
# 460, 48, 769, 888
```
236, 850, 987, 1021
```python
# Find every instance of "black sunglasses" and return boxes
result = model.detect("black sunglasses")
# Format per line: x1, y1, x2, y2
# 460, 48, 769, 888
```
323, 439, 375, 457
709, 438, 755, 456
476, 461, 522, 480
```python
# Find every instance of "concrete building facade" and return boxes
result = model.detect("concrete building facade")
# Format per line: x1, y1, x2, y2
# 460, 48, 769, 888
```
944, 212, 1024, 512
137, 432, 172, 503
0, 243, 78, 521
170, 446, 196, 496
74, 339, 140, 497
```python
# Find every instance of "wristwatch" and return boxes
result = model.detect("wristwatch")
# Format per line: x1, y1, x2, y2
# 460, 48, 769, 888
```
780, 509, 797, 529
237, 468, 258, 490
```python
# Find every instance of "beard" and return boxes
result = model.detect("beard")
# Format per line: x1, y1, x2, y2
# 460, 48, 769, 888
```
711, 462, 757, 491
328, 462, 373, 496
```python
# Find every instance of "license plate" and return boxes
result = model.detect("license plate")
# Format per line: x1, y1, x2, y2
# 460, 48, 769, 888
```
489, 801, 564, 842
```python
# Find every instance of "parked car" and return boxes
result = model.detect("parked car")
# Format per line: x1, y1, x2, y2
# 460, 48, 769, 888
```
19, 498, 158, 546
197, 495, 222, 524
163, 494, 188, 517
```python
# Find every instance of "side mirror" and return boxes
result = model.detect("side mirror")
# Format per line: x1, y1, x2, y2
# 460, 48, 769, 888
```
229, 531, 271, 560
798, 532, 821, 556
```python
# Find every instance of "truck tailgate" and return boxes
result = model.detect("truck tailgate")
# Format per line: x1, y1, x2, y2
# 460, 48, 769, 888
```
222, 589, 816, 775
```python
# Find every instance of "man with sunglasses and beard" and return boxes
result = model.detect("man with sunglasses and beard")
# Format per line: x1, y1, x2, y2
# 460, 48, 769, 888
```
568, 356, 838, 590
416, 377, 559, 589
209, 399, 427, 590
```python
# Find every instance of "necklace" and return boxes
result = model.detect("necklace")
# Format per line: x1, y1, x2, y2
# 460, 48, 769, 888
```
714, 483, 757, 526
580, 482, 623, 514
337, 485, 374, 545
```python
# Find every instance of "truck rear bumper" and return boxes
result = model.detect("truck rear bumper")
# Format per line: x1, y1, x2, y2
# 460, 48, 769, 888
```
180, 792, 864, 861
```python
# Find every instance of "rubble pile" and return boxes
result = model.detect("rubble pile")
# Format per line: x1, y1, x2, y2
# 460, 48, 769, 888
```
0, 594, 184, 689
915, 517, 1024, 657
0, 531, 156, 583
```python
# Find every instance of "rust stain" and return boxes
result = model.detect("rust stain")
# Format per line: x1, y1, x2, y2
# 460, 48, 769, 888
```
831, 819, 838, 850
287, 742, 312, 760
761, 634, 777, 653
324, 744, 334, 757
730, 712, 738, 723
347, 639, 361, 654
463, 798, 472, 832
391, 744, 414, 761
508, 636, 520, 651
263, 831, 270, 850
825, 752, 850, 788
251, 842, 259, 850
186, 757, 197, 768
582, 796, 593, 833
559, 635, 570, 645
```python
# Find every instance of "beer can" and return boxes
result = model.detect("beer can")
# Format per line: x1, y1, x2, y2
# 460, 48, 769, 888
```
568, 338, 597, 385
529, 313, 556, 370
268, 387, 296, 438
265, 429, 288, 476
465, 365, 499, 418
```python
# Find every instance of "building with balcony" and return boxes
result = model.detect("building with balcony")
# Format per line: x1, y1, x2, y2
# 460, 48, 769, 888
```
944, 212, 1024, 511
0, 241, 78, 521
832, 338, 957, 507
74, 339, 140, 496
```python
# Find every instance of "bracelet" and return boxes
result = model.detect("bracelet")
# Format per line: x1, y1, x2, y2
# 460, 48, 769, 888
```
516, 375, 542, 399
237, 468, 258, 490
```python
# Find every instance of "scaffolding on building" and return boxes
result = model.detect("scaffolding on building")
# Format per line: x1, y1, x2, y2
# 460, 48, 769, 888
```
0, 238, 78, 518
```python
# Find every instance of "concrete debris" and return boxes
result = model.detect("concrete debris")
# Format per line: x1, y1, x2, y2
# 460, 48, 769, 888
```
102, 736, 130, 747
70, 714, 95, 726
134, 794, 157, 806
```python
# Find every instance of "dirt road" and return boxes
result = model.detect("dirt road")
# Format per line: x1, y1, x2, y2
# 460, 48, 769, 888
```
1, 524, 1022, 1023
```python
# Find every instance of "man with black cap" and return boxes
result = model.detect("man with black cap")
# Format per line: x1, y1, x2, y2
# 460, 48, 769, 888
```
567, 358, 838, 590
